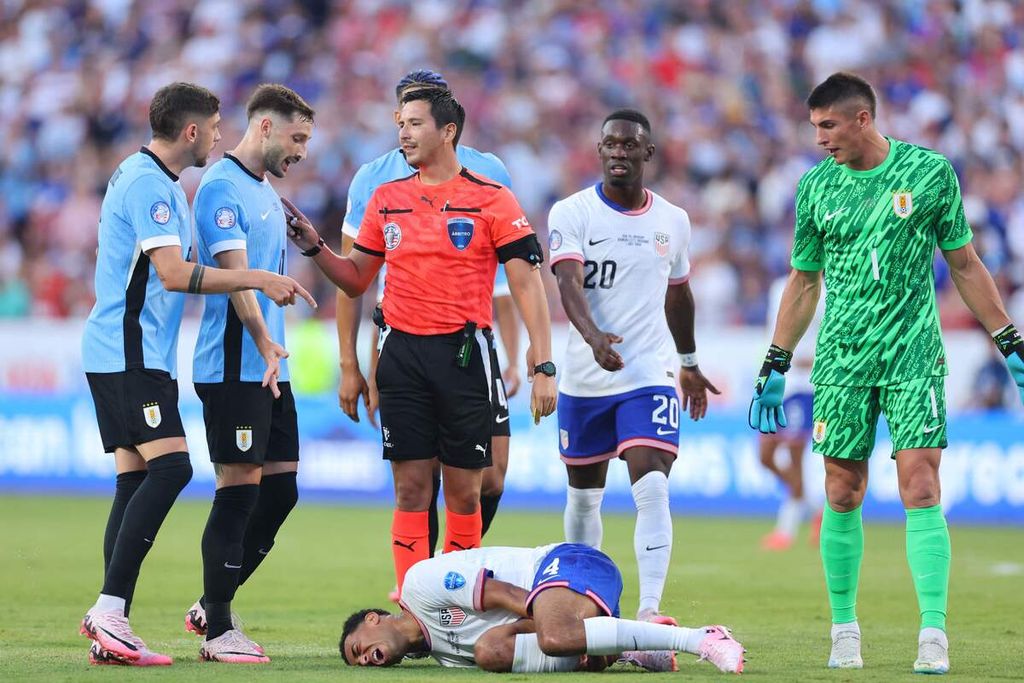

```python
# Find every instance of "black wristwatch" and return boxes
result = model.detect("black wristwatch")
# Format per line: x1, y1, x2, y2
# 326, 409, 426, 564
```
301, 237, 325, 257
533, 361, 557, 377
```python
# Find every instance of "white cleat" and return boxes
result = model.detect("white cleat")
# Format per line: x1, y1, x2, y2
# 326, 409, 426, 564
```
200, 628, 270, 664
913, 628, 949, 675
828, 624, 863, 669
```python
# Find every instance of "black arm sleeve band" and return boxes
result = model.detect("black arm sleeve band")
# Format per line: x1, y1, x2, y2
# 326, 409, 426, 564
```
496, 234, 544, 266
353, 243, 385, 258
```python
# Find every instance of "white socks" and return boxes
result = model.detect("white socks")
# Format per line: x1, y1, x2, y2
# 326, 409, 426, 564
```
93, 593, 126, 613
564, 486, 604, 549
583, 617, 705, 655
632, 472, 672, 614
776, 497, 805, 537
512, 633, 578, 672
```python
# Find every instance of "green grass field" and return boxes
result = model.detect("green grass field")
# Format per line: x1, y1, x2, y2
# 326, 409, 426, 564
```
2, 495, 1021, 681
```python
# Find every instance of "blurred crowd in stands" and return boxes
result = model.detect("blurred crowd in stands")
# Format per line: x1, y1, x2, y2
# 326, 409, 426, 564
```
2, 0, 1024, 330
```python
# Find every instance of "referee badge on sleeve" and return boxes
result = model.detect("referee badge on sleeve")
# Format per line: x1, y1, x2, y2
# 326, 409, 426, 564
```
143, 402, 162, 428
236, 427, 253, 452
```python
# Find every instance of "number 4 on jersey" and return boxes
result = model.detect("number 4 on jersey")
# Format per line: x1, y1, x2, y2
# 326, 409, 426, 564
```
542, 557, 560, 577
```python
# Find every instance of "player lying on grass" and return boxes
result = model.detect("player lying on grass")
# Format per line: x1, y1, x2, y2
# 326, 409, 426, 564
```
339, 543, 744, 673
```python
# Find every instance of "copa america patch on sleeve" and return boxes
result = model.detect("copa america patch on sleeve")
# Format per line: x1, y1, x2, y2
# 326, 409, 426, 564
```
443, 572, 466, 590
150, 201, 171, 224
215, 207, 237, 229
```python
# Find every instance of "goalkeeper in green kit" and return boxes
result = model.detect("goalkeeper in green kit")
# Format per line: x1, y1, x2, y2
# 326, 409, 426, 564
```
749, 72, 1024, 675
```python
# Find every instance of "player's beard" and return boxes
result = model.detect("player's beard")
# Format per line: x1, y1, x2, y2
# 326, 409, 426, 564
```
266, 144, 288, 178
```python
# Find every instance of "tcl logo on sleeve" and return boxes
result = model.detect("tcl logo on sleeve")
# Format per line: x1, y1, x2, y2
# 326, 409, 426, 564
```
512, 216, 530, 229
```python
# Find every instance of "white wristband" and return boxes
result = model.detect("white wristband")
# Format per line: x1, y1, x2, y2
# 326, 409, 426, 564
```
678, 352, 698, 367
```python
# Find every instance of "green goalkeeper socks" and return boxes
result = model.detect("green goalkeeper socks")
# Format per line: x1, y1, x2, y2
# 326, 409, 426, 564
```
820, 504, 864, 624
906, 505, 950, 631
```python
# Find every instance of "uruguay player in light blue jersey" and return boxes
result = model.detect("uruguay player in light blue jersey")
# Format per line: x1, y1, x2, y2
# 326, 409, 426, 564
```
334, 71, 520, 579
80, 83, 312, 668
185, 85, 316, 664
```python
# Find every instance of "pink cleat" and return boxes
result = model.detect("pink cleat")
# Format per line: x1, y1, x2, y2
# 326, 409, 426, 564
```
185, 601, 256, 649
80, 608, 142, 662
697, 625, 745, 673
761, 530, 794, 551
619, 610, 680, 672
89, 641, 172, 666
200, 628, 270, 664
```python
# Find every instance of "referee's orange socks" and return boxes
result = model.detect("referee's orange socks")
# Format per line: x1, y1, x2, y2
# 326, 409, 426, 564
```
444, 508, 482, 553
392, 509, 429, 595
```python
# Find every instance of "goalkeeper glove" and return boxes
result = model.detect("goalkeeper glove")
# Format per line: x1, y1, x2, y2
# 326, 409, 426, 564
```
992, 324, 1024, 407
749, 344, 793, 434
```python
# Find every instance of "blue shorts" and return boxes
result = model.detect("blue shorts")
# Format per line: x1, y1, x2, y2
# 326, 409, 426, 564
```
558, 386, 680, 465
526, 544, 622, 618
782, 391, 814, 436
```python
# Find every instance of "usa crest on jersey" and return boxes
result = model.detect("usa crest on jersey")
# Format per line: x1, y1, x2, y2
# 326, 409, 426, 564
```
447, 217, 474, 250
892, 191, 914, 219
236, 426, 253, 452
439, 607, 466, 626
143, 402, 162, 428
654, 232, 670, 257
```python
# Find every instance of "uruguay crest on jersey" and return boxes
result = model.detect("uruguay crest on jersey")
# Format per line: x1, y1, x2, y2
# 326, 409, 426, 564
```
236, 426, 253, 452
892, 191, 914, 219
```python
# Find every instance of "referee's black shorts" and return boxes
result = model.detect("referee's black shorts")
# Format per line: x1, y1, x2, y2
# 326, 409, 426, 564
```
193, 381, 299, 465
375, 327, 496, 469
86, 369, 186, 453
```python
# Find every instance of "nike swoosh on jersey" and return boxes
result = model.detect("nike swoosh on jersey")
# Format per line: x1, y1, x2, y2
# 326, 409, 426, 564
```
656, 427, 676, 436
824, 207, 848, 221
923, 424, 944, 434
588, 237, 612, 246
260, 210, 272, 220
495, 415, 509, 424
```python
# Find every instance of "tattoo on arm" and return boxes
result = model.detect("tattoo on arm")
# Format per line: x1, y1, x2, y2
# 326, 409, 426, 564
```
188, 264, 205, 294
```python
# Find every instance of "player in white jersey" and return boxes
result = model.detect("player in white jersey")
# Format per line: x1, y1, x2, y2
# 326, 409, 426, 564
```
758, 276, 825, 550
548, 110, 719, 655
339, 543, 744, 673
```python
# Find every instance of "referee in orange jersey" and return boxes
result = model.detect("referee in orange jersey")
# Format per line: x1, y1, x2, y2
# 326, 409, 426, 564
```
282, 88, 556, 595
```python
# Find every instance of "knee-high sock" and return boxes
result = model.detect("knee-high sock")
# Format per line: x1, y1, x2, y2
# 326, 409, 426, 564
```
444, 508, 482, 553
480, 492, 502, 538
583, 617, 706, 655
906, 505, 950, 631
632, 472, 672, 615
202, 484, 259, 640
564, 486, 604, 549
392, 509, 429, 595
236, 472, 298, 587
100, 452, 192, 600
427, 473, 441, 557
103, 470, 146, 616
820, 504, 863, 625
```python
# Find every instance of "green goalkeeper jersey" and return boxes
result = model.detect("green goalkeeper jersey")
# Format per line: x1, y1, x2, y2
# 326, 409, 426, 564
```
791, 137, 972, 387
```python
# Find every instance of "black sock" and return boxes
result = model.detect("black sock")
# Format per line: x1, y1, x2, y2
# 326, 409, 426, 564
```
480, 492, 503, 538
101, 452, 192, 599
202, 483, 259, 640
428, 472, 441, 557
103, 470, 146, 616
236, 472, 298, 587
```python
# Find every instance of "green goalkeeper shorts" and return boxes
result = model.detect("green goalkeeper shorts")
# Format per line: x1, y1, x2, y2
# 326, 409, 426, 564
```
811, 376, 947, 460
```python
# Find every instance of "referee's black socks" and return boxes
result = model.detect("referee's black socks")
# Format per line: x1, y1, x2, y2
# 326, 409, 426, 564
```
202, 483, 259, 640
480, 492, 503, 537
101, 452, 192, 600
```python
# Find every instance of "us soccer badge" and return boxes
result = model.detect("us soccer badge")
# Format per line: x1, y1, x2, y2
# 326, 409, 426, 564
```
892, 191, 914, 219
143, 402, 162, 428
236, 426, 253, 452
447, 217, 474, 250
654, 232, 670, 257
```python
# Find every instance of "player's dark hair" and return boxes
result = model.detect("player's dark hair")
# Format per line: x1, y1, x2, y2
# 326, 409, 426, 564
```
603, 108, 652, 136
149, 82, 220, 141
807, 72, 877, 118
400, 88, 466, 148
246, 83, 315, 123
339, 608, 391, 665
395, 69, 449, 101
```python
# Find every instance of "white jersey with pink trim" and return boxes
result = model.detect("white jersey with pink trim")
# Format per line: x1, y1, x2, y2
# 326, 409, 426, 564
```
548, 184, 692, 398
399, 544, 558, 668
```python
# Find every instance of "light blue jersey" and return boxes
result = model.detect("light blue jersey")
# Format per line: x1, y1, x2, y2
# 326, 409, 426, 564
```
341, 146, 512, 298
193, 154, 289, 383
82, 148, 192, 376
